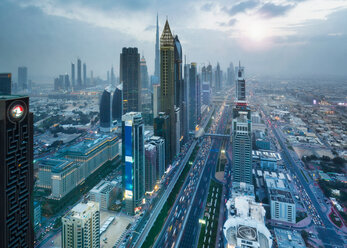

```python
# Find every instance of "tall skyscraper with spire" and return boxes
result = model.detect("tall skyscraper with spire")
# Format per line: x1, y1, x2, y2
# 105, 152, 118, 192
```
154, 14, 160, 80
158, 20, 178, 161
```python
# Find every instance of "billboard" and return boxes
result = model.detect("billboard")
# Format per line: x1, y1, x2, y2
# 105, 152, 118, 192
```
124, 124, 133, 196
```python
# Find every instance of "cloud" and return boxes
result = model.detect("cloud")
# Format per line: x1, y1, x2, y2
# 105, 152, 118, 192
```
225, 0, 259, 16
145, 25, 156, 31
257, 3, 295, 18
201, 3, 213, 11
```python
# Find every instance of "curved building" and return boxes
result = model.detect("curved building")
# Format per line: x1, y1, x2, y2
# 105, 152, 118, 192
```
100, 88, 112, 131
112, 84, 123, 124
223, 196, 272, 248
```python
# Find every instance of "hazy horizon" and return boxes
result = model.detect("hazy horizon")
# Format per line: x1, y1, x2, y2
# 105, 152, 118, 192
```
1, 0, 347, 84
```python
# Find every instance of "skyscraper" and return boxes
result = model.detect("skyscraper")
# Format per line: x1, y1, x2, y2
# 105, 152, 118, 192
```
232, 63, 252, 184
202, 81, 211, 105
140, 55, 149, 89
83, 63, 87, 87
160, 20, 178, 159
206, 64, 212, 88
153, 84, 160, 118
201, 66, 207, 81
145, 143, 157, 193
149, 136, 165, 182
174, 35, 184, 144
111, 66, 116, 86
154, 13, 160, 80
0, 73, 11, 95
189, 62, 197, 131
227, 62, 235, 86
120, 47, 141, 113
77, 58, 82, 88
122, 112, 145, 215
0, 94, 34, 247
154, 112, 171, 168
71, 63, 75, 89
18, 66, 28, 91
197, 75, 201, 121
112, 84, 123, 124
62, 201, 100, 248
183, 61, 189, 142
215, 62, 221, 90
235, 62, 245, 101
99, 88, 112, 132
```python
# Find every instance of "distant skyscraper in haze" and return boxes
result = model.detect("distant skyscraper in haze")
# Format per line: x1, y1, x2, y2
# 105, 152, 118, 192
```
215, 62, 221, 90
235, 62, 245, 101
83, 63, 87, 87
120, 47, 141, 113
99, 88, 112, 132
182, 61, 189, 142
112, 84, 123, 124
77, 58, 82, 88
189, 62, 197, 131
18, 66, 28, 91
232, 63, 252, 185
227, 62, 235, 86
202, 81, 211, 105
62, 201, 100, 248
122, 112, 145, 215
154, 13, 160, 80
201, 66, 207, 81
160, 20, 178, 159
206, 64, 212, 88
0, 94, 34, 248
0, 73, 11, 95
140, 55, 149, 89
71, 63, 75, 88
111, 66, 116, 86
197, 75, 201, 120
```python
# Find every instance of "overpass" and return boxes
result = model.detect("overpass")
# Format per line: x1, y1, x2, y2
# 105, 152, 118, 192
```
189, 131, 230, 139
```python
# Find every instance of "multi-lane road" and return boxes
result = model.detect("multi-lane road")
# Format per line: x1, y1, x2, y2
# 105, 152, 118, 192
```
151, 102, 229, 248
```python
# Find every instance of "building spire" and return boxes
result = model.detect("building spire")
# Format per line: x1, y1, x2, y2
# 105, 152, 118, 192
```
161, 19, 174, 46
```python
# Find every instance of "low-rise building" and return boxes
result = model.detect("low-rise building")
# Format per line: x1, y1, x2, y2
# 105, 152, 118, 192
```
274, 228, 306, 248
265, 176, 296, 224
89, 180, 117, 210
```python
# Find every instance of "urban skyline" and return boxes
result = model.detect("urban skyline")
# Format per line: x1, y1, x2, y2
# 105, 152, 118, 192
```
0, 1, 346, 248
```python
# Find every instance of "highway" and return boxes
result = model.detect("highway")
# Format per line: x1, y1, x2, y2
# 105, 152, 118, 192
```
131, 105, 215, 248
153, 103, 228, 248
178, 103, 230, 248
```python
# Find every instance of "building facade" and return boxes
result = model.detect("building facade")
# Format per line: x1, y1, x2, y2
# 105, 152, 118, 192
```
232, 64, 253, 185
62, 201, 100, 248
120, 47, 141, 113
0, 95, 34, 247
77, 58, 82, 88
89, 180, 117, 210
140, 55, 149, 90
160, 20, 178, 161
149, 136, 165, 182
99, 88, 112, 131
122, 112, 145, 215
112, 84, 123, 124
18, 66, 28, 91
189, 63, 197, 131
154, 112, 171, 168
0, 73, 11, 95
145, 143, 157, 193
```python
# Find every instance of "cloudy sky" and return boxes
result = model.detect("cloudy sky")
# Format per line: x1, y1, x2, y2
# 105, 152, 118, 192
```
0, 0, 347, 83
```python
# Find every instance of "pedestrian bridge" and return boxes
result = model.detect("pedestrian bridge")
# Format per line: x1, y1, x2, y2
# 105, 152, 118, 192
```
189, 131, 230, 139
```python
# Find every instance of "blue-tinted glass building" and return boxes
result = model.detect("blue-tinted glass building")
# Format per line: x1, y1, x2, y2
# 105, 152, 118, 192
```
122, 112, 145, 215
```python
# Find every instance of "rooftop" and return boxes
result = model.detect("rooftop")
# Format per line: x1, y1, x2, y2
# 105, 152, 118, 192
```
274, 228, 306, 248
